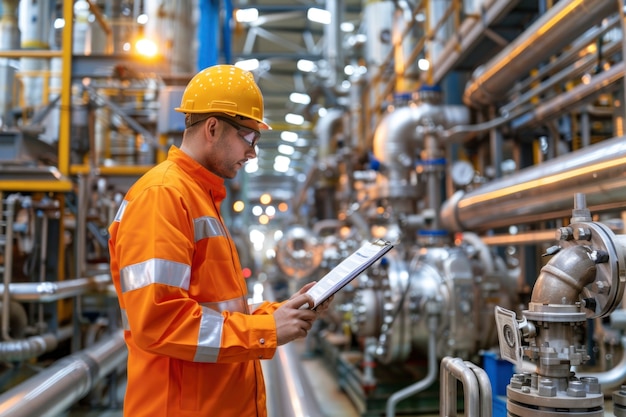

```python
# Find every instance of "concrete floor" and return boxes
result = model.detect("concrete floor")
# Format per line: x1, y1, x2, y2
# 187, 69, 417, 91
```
58, 342, 619, 417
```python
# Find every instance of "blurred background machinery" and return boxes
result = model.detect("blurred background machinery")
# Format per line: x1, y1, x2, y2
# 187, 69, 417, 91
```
1, 0, 626, 416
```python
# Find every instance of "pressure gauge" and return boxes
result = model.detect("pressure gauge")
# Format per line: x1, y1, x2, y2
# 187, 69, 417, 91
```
450, 160, 475, 187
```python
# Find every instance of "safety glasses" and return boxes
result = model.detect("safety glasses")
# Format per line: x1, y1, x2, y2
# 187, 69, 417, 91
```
215, 116, 261, 148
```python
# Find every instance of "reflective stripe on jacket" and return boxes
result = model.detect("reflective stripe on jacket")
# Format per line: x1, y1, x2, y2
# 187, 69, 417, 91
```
109, 146, 280, 417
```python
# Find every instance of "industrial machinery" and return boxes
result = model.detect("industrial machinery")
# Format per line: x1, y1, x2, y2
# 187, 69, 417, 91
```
1, 1, 626, 417
493, 193, 626, 416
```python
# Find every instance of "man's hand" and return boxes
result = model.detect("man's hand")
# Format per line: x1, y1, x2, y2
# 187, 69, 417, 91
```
273, 292, 317, 346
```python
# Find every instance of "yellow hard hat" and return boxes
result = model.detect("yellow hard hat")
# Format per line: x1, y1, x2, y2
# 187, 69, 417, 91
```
175, 64, 270, 129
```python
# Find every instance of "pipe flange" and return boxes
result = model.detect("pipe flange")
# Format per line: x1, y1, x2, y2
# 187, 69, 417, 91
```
524, 303, 586, 323
563, 221, 625, 318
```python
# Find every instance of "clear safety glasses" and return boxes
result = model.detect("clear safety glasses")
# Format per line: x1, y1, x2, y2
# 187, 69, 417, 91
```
215, 116, 261, 148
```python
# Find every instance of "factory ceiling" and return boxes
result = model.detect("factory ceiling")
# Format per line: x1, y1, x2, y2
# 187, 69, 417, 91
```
228, 0, 544, 215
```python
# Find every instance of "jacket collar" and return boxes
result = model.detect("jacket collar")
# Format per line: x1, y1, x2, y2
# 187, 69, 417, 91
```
167, 146, 227, 201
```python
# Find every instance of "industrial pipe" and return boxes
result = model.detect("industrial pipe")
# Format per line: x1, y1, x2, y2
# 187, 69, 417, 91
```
261, 283, 327, 417
463, 0, 617, 107
530, 245, 597, 305
0, 275, 111, 302
0, 325, 73, 362
431, 0, 518, 84
0, 330, 127, 417
440, 134, 626, 232
386, 315, 439, 417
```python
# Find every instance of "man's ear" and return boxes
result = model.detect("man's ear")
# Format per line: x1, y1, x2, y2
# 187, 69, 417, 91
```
204, 117, 218, 140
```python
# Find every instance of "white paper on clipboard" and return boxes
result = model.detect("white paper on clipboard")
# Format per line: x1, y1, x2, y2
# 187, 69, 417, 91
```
304, 239, 394, 309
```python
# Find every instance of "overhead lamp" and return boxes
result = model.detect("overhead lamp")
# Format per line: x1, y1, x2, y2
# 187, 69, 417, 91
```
278, 144, 295, 156
235, 8, 259, 23
289, 92, 311, 105
340, 22, 355, 32
307, 8, 331, 25
418, 58, 430, 71
280, 131, 298, 143
296, 59, 317, 73
236, 59, 260, 72
137, 13, 149, 25
285, 113, 304, 125
273, 155, 291, 173
135, 38, 158, 57
245, 159, 259, 173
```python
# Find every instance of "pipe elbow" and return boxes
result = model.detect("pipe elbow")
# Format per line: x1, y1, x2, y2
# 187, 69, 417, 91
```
531, 245, 597, 305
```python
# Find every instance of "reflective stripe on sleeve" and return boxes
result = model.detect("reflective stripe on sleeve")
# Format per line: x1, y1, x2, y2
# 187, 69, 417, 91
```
194, 306, 224, 362
113, 200, 128, 222
120, 258, 191, 293
194, 216, 226, 242
121, 308, 129, 331
200, 296, 249, 314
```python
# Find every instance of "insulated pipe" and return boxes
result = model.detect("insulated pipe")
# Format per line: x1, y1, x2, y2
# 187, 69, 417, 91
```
463, 0, 618, 107
439, 134, 626, 232
0, 330, 127, 417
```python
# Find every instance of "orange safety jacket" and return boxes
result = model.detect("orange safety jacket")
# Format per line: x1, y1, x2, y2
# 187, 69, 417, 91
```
109, 146, 281, 417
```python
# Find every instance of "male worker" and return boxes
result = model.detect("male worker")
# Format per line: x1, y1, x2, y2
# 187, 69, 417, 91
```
109, 64, 330, 416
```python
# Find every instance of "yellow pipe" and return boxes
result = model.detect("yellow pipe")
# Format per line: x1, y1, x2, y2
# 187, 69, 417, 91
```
58, 0, 73, 177
0, 180, 73, 192
0, 50, 62, 58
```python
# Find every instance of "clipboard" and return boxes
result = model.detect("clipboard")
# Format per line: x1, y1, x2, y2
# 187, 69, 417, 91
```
303, 239, 394, 309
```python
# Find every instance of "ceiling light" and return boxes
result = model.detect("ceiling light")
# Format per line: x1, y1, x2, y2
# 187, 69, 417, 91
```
260, 193, 272, 204
235, 8, 259, 23
285, 113, 304, 125
135, 38, 158, 57
297, 59, 317, 73
137, 13, 149, 25
307, 8, 331, 25
418, 58, 430, 71
280, 131, 298, 142
245, 159, 259, 173
278, 144, 295, 155
340, 22, 355, 32
289, 92, 311, 105
236, 59, 260, 71
273, 155, 291, 172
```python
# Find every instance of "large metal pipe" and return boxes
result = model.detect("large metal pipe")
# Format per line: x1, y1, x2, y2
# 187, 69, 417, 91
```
263, 342, 327, 417
463, 0, 618, 107
372, 102, 469, 200
431, 0, 519, 84
440, 134, 626, 232
0, 330, 127, 417
511, 61, 625, 129
0, 275, 112, 302
0, 325, 73, 361
530, 245, 597, 306
262, 283, 326, 417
